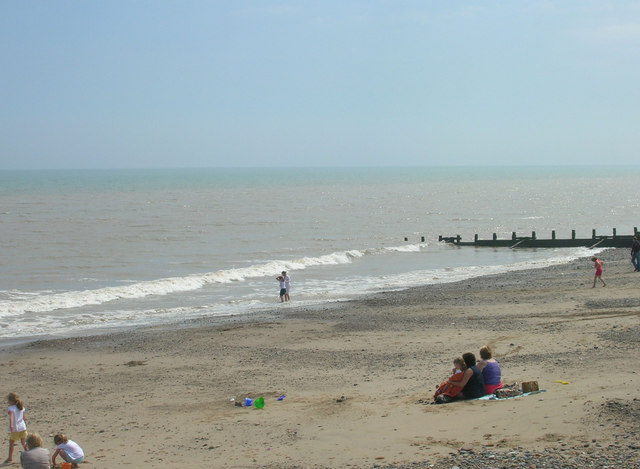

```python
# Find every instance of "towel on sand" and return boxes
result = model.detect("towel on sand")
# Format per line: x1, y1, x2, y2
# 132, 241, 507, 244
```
475, 389, 546, 401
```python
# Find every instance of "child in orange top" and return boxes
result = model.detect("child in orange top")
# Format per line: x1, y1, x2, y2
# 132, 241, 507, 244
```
433, 357, 466, 403
591, 256, 606, 288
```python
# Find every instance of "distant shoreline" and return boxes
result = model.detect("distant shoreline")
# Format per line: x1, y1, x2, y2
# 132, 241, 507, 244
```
1, 248, 616, 350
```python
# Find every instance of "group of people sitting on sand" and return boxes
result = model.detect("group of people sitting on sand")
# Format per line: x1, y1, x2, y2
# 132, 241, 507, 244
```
6, 392, 85, 469
433, 345, 502, 404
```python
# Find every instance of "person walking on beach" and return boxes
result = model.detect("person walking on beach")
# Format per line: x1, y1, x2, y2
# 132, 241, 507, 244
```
282, 271, 290, 301
5, 393, 28, 465
631, 237, 640, 272
276, 275, 286, 302
591, 256, 606, 288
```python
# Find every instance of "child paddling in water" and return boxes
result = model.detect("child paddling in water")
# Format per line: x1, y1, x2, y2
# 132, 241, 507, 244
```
276, 275, 286, 302
592, 256, 606, 288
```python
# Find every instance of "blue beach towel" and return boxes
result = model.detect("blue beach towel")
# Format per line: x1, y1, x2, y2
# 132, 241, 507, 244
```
475, 389, 546, 401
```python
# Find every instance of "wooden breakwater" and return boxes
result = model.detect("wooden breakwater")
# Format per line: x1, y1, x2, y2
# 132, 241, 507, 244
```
431, 228, 638, 249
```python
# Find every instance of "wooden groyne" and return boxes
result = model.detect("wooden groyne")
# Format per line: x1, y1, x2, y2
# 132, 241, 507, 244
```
434, 228, 637, 249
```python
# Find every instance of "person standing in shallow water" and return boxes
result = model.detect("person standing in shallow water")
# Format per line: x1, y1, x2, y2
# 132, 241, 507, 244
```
591, 256, 606, 288
276, 276, 286, 302
282, 271, 290, 301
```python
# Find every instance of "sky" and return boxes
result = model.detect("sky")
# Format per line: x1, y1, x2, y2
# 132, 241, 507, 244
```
1, 1, 639, 169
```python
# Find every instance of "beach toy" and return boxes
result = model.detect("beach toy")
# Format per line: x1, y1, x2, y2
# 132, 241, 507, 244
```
244, 397, 253, 406
61, 463, 72, 469
555, 380, 570, 385
254, 397, 265, 409
277, 394, 285, 401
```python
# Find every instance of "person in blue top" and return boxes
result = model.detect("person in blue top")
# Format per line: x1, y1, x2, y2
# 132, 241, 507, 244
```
276, 275, 286, 302
477, 345, 503, 395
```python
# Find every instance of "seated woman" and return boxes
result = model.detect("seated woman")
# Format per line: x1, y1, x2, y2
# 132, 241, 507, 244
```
443, 352, 485, 400
476, 345, 503, 395
433, 357, 466, 403
20, 433, 50, 469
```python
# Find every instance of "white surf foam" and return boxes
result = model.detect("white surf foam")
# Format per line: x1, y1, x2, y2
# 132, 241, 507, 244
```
0, 246, 605, 340
0, 248, 368, 316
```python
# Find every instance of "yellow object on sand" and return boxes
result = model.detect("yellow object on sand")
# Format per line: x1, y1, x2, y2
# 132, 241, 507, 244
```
555, 380, 570, 385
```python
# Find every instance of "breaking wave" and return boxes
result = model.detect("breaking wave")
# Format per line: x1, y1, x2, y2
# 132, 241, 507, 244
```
0, 247, 374, 315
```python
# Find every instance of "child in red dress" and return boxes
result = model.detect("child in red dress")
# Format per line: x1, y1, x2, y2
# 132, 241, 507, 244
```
591, 256, 606, 288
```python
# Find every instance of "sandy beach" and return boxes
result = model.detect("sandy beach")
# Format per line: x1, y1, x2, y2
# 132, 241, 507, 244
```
1, 248, 639, 468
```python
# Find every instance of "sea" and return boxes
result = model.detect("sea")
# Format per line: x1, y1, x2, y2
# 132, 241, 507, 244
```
1, 166, 638, 344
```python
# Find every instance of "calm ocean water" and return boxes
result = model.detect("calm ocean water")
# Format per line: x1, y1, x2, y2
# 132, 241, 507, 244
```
1, 166, 637, 343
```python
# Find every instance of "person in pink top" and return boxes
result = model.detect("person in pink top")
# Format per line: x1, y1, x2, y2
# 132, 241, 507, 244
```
591, 256, 606, 288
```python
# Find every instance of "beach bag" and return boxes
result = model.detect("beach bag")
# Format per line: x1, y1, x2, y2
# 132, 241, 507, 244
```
521, 381, 539, 393
494, 382, 521, 398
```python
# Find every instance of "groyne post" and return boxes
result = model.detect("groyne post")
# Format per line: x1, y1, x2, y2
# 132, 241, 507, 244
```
439, 228, 635, 248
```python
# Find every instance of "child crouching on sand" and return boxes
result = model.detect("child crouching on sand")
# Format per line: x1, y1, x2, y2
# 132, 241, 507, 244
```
433, 357, 466, 404
52, 434, 84, 467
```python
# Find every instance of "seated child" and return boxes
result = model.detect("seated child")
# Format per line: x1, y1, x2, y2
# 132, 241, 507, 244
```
433, 357, 466, 403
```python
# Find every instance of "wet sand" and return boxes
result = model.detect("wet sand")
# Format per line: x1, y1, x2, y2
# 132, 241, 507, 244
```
1, 248, 639, 468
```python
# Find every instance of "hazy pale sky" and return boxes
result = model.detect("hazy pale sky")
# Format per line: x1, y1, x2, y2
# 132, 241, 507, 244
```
1, 1, 639, 169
